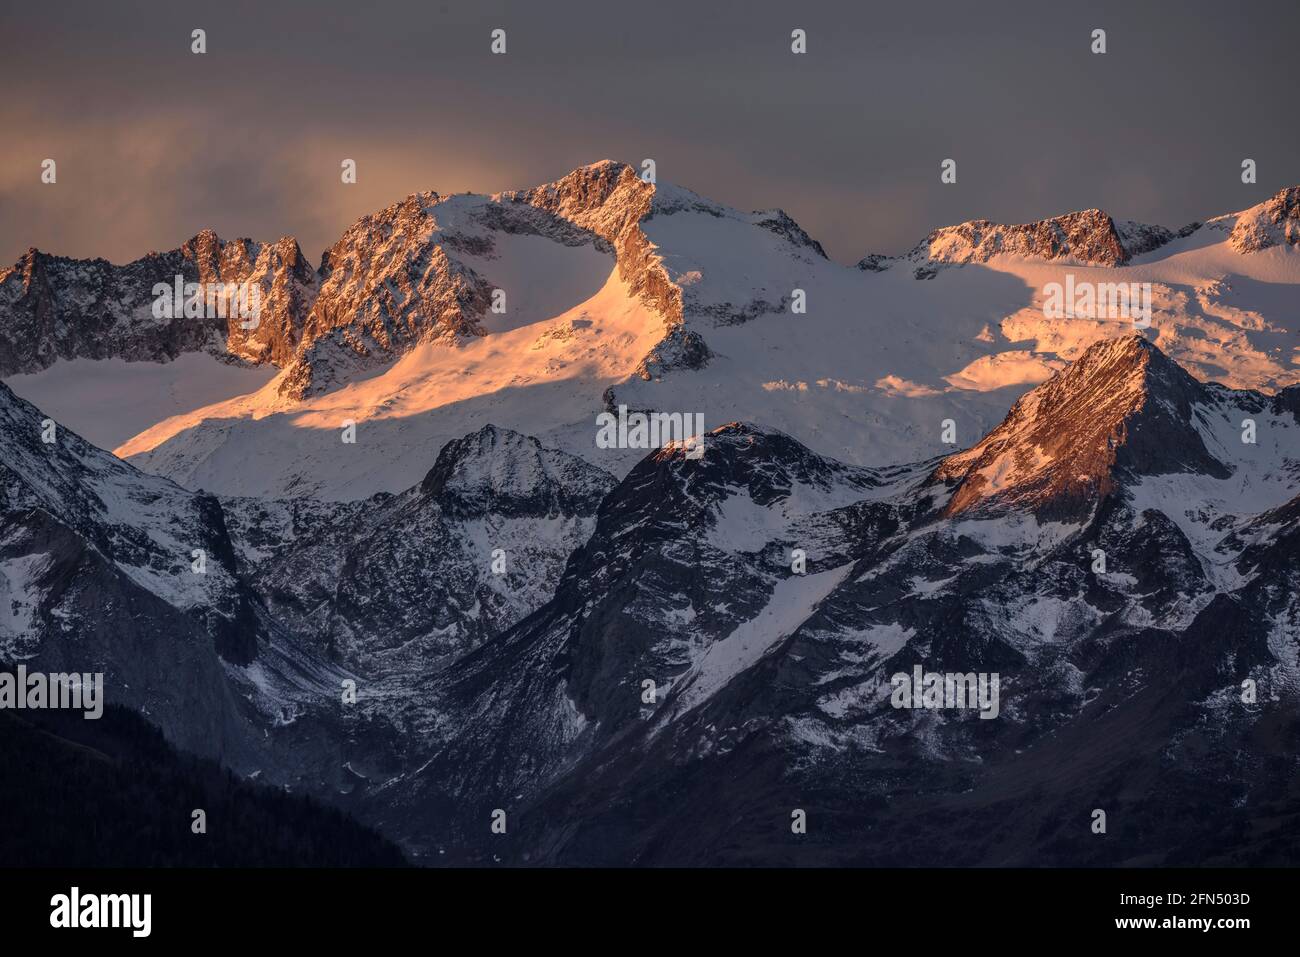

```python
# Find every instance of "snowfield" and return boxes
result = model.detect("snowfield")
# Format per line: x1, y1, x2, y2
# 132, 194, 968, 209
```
5, 353, 278, 452
4, 165, 1296, 503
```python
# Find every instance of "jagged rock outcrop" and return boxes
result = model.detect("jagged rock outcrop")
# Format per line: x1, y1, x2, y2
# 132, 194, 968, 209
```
869, 207, 1222, 278
0, 230, 317, 376
276, 195, 496, 398
856, 253, 891, 272
634, 326, 712, 379
503, 160, 685, 333
908, 208, 1166, 274
185, 230, 320, 365
929, 335, 1231, 520
1222, 185, 1300, 253
751, 209, 829, 259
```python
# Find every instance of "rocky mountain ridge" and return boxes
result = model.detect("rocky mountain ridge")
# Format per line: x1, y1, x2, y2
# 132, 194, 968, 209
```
8, 165, 1296, 394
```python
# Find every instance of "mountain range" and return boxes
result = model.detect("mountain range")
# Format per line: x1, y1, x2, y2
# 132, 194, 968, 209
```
6, 162, 1299, 497
2, 163, 1298, 865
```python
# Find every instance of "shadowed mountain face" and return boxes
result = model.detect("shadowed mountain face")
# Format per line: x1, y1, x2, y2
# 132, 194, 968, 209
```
231, 424, 615, 676
0, 703, 406, 867
171, 336, 1290, 866
3, 168, 1299, 870
0, 368, 634, 805
343, 341, 1296, 865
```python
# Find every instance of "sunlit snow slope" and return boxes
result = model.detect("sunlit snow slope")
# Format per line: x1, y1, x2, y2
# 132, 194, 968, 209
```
5, 163, 1297, 500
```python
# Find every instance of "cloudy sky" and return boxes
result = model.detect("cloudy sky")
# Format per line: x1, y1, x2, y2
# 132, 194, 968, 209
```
2, 0, 1298, 267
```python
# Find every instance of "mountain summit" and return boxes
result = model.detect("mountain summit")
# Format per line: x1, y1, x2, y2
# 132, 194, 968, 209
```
1220, 185, 1300, 253
0, 231, 317, 377
930, 335, 1231, 520
907, 208, 1170, 272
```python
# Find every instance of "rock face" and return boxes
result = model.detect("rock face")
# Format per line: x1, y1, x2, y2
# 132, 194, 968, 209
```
275, 194, 495, 399
855, 253, 891, 272
235, 424, 615, 674
504, 162, 667, 306
904, 208, 1174, 276
1223, 186, 1300, 253
752, 208, 830, 259
929, 335, 1230, 521
0, 379, 269, 762
500, 162, 692, 373
851, 207, 1209, 278
0, 230, 318, 376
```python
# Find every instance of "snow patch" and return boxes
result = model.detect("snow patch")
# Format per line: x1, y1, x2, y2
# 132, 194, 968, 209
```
671, 563, 853, 716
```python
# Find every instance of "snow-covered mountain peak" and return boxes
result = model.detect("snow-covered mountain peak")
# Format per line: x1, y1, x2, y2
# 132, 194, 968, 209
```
418, 423, 614, 518
275, 160, 696, 400
0, 380, 265, 663
500, 160, 652, 236
10, 166, 1300, 504
930, 334, 1231, 519
275, 192, 496, 399
1216, 185, 1300, 253
905, 207, 1173, 274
